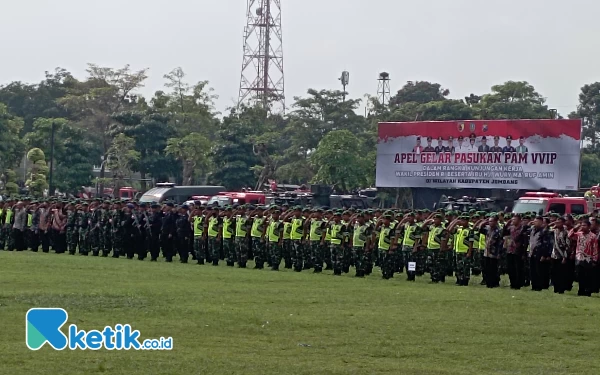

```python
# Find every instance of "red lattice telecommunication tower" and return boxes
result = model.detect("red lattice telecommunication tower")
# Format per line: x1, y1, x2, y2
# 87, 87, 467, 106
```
238, 0, 285, 113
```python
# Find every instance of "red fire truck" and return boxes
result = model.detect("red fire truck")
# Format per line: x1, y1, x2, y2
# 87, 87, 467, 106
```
512, 192, 592, 216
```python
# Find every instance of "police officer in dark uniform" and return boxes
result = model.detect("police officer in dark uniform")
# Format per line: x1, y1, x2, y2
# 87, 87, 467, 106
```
161, 202, 177, 262
478, 136, 490, 152
175, 205, 192, 263
435, 137, 445, 154
149, 203, 163, 261
490, 136, 503, 152
503, 135, 516, 153
423, 137, 435, 152
444, 136, 455, 153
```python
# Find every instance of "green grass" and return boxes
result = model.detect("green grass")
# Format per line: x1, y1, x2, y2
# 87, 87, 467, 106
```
1, 251, 599, 375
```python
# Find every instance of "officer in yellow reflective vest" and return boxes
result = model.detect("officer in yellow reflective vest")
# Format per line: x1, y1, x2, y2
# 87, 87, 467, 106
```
329, 212, 348, 276
282, 215, 293, 269
351, 212, 372, 277
3, 202, 15, 251
266, 209, 284, 270
421, 214, 448, 283
221, 207, 236, 267
377, 213, 401, 280
0, 201, 5, 250
447, 216, 474, 286
206, 207, 222, 266
323, 210, 333, 270
470, 213, 482, 277
306, 209, 327, 273
191, 207, 206, 264
399, 212, 421, 281
288, 207, 306, 272
250, 207, 267, 269
235, 206, 251, 268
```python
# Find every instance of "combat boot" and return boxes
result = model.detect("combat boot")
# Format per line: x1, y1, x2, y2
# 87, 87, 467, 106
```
212, 259, 219, 266
271, 265, 279, 271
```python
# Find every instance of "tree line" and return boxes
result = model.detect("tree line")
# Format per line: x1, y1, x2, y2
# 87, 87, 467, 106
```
0, 64, 599, 197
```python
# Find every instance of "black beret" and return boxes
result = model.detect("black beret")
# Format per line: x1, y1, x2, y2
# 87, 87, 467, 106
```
507, 135, 513, 140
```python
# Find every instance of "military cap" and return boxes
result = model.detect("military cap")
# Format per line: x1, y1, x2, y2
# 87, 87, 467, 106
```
459, 215, 470, 220
507, 135, 513, 140
437, 136, 443, 141
494, 135, 500, 140
519, 136, 525, 140
472, 213, 481, 218
126, 203, 135, 209
333, 212, 342, 216
225, 207, 233, 211
356, 212, 365, 217
434, 214, 443, 219
151, 203, 160, 208
458, 136, 464, 141
469, 133, 476, 139
383, 214, 392, 219
534, 215, 543, 220
427, 136, 432, 141
272, 210, 281, 214
416, 137, 421, 141
406, 212, 415, 217
139, 202, 147, 208
82, 202, 89, 206
166, 202, 174, 207
448, 136, 454, 141
481, 136, 487, 141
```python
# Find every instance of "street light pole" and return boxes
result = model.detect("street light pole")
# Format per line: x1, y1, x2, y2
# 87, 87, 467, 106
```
48, 121, 56, 196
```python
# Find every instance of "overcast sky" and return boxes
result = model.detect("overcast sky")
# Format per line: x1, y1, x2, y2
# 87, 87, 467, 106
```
2, 0, 598, 116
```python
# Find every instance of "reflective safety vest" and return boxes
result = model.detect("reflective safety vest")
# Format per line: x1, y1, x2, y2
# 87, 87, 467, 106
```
325, 220, 331, 242
251, 217, 264, 238
455, 228, 471, 253
222, 217, 234, 239
283, 222, 292, 240
27, 214, 32, 227
236, 216, 248, 238
0, 209, 3, 222
378, 226, 393, 250
353, 224, 368, 248
193, 216, 203, 237
427, 225, 444, 250
207, 217, 219, 238
5, 210, 13, 225
309, 220, 324, 241
291, 218, 304, 240
330, 223, 343, 245
479, 233, 485, 251
268, 220, 282, 243
402, 224, 418, 247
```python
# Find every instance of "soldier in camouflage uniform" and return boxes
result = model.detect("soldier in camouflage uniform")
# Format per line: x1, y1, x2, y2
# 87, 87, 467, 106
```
111, 201, 124, 258
376, 213, 400, 280
398, 212, 421, 281
66, 203, 79, 255
267, 210, 284, 271
221, 207, 236, 267
191, 206, 206, 264
329, 212, 348, 276
250, 207, 267, 269
234, 207, 250, 268
90, 201, 101, 256
99, 201, 112, 257
351, 212, 371, 277
422, 214, 449, 283
77, 203, 91, 255
281, 216, 293, 269
306, 209, 326, 273
449, 216, 474, 286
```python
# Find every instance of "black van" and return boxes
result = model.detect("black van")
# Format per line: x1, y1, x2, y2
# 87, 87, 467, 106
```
139, 184, 226, 204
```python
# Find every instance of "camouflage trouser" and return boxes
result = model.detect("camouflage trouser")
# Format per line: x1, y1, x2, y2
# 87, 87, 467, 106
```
343, 245, 352, 271
381, 250, 397, 279
331, 244, 344, 273
100, 225, 111, 256
235, 237, 249, 266
208, 237, 219, 262
427, 249, 447, 282
269, 242, 282, 268
310, 241, 325, 271
323, 242, 332, 268
455, 252, 472, 283
402, 247, 416, 280
282, 240, 292, 268
292, 240, 304, 270
303, 241, 313, 269
223, 238, 235, 264
194, 236, 206, 260
414, 248, 427, 276
446, 250, 455, 277
352, 246, 368, 274
67, 228, 79, 254
252, 238, 267, 267
0, 225, 9, 250
89, 226, 99, 255
78, 228, 90, 255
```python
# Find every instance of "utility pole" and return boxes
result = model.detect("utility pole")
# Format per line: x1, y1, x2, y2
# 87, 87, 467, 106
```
377, 72, 391, 106
48, 121, 56, 196
339, 71, 349, 102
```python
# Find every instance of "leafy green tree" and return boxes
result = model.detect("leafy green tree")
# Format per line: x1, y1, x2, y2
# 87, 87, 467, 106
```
165, 133, 211, 185
310, 130, 370, 192
0, 103, 26, 174
2, 169, 19, 196
25, 148, 49, 197
474, 81, 552, 120
580, 152, 600, 188
570, 82, 600, 149
389, 81, 449, 108
111, 111, 177, 189
25, 118, 100, 194
107, 133, 140, 192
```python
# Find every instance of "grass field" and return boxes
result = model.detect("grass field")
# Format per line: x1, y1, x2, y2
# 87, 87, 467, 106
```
1, 251, 599, 375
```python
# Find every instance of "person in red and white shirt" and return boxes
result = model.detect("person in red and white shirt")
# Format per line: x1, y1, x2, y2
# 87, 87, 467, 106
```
568, 220, 599, 297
